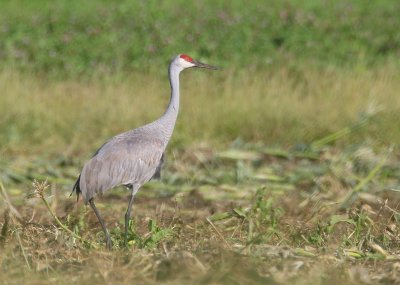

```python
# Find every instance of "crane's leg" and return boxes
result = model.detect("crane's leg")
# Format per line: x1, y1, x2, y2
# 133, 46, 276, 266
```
125, 185, 138, 246
124, 184, 140, 246
89, 198, 112, 250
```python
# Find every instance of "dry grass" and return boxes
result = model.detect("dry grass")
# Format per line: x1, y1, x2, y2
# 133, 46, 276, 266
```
1, 141, 400, 284
1, 64, 399, 159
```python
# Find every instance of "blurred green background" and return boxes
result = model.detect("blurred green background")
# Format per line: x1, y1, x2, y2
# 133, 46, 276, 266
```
1, 0, 399, 75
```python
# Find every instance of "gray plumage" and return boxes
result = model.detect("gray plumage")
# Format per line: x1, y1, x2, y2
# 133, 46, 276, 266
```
72, 54, 217, 249
74, 127, 166, 202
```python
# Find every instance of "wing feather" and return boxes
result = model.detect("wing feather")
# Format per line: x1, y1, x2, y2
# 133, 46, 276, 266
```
78, 134, 164, 202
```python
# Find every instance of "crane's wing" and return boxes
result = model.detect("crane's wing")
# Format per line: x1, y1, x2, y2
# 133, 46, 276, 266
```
152, 153, 164, 180
77, 134, 164, 203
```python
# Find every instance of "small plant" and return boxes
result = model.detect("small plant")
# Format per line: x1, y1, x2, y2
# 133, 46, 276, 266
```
28, 179, 95, 248
144, 219, 174, 249
123, 219, 174, 249
245, 187, 283, 243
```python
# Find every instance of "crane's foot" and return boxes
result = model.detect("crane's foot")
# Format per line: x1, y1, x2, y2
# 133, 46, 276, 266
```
124, 213, 131, 247
124, 190, 136, 248
124, 220, 130, 247
124, 231, 128, 247
105, 235, 112, 250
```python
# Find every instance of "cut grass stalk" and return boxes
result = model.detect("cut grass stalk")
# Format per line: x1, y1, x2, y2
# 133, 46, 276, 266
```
15, 230, 31, 270
294, 248, 317, 258
340, 156, 387, 209
367, 240, 388, 257
310, 113, 373, 150
0, 180, 22, 222
260, 147, 319, 160
206, 217, 231, 249
0, 210, 9, 247
30, 180, 98, 249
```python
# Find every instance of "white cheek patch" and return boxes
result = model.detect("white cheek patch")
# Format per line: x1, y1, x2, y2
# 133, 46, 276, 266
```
179, 58, 195, 68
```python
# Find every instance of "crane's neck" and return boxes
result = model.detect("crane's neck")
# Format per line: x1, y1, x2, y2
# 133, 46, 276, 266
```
166, 63, 181, 119
156, 63, 182, 142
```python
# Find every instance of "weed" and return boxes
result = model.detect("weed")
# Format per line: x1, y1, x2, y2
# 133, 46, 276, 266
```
28, 179, 95, 248
121, 219, 174, 249
243, 187, 284, 243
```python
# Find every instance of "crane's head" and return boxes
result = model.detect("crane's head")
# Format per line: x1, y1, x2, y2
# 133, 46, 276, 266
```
171, 54, 218, 71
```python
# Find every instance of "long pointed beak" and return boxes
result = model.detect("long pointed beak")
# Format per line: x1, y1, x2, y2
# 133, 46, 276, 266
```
192, 60, 219, 70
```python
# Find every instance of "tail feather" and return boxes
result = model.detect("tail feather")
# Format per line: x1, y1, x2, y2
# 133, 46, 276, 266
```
71, 175, 81, 202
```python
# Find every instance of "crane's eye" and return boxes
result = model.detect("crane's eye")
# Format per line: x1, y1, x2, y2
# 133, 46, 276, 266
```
180, 54, 193, 62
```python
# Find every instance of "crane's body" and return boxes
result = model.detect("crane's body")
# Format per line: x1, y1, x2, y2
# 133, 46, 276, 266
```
75, 131, 165, 201
73, 54, 217, 249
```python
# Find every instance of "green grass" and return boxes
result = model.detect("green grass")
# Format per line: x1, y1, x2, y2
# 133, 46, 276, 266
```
0, 0, 399, 76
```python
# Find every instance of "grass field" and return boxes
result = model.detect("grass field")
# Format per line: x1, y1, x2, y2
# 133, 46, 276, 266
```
1, 1, 400, 284
1, 0, 400, 75
1, 65, 399, 156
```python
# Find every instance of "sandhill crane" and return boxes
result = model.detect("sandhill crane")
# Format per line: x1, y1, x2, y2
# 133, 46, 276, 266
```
72, 54, 217, 249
